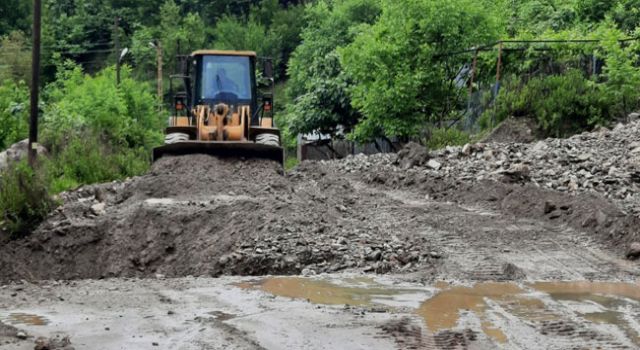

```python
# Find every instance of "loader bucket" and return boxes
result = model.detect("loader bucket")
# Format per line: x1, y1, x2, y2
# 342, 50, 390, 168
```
152, 141, 285, 166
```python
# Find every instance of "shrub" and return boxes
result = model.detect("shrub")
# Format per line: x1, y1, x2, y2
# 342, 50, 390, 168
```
45, 134, 150, 193
0, 161, 54, 237
0, 79, 29, 150
484, 70, 609, 137
340, 0, 501, 142
43, 64, 163, 152
426, 128, 471, 150
40, 64, 161, 193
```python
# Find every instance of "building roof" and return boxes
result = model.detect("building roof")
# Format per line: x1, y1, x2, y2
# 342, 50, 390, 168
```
191, 50, 257, 57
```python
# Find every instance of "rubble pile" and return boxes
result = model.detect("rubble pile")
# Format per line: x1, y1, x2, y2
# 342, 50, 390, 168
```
430, 121, 640, 217
331, 120, 640, 217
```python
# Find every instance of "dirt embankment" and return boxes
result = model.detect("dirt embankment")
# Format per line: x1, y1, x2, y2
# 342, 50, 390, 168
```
0, 121, 639, 282
0, 155, 438, 281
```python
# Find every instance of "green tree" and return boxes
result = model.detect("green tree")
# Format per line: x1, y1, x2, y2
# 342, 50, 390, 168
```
0, 0, 31, 36
0, 31, 32, 84
340, 0, 501, 141
284, 0, 381, 139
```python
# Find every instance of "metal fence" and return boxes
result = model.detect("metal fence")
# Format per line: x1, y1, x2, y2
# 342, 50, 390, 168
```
453, 37, 640, 133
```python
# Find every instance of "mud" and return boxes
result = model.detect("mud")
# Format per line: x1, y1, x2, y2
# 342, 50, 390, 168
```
3, 276, 639, 349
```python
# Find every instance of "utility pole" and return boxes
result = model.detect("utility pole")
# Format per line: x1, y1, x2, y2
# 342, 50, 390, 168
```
114, 17, 121, 85
28, 0, 42, 167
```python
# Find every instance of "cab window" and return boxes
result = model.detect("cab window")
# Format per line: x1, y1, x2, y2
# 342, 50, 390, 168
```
201, 55, 252, 101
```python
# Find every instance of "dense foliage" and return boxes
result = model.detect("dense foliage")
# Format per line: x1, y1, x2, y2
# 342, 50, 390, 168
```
340, 0, 501, 141
0, 161, 53, 237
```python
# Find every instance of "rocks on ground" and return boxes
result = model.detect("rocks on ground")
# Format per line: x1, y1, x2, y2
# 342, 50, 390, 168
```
0, 139, 48, 172
35, 335, 73, 350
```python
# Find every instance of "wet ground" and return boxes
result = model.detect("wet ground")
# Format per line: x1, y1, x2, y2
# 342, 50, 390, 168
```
1, 275, 639, 349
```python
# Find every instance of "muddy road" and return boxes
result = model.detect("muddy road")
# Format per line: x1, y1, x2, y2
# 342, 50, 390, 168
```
1, 276, 639, 349
1, 121, 639, 349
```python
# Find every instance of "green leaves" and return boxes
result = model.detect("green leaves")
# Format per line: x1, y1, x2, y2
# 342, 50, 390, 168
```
0, 161, 54, 237
39, 63, 162, 193
0, 79, 29, 150
283, 0, 381, 141
340, 0, 500, 141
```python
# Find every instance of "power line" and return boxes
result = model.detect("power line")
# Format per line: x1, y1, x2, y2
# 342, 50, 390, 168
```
436, 37, 640, 58
0, 41, 114, 52
0, 47, 116, 55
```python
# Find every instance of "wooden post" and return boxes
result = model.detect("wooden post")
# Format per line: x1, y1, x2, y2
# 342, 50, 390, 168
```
28, 0, 42, 167
156, 41, 163, 107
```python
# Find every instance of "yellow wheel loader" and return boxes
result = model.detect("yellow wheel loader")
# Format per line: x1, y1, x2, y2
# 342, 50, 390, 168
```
152, 50, 284, 165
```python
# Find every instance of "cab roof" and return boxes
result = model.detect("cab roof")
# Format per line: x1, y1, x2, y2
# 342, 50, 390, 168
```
191, 50, 257, 57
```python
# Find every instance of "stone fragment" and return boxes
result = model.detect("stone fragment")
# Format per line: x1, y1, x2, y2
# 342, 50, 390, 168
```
90, 202, 106, 216
543, 201, 557, 214
626, 242, 640, 260
426, 159, 442, 170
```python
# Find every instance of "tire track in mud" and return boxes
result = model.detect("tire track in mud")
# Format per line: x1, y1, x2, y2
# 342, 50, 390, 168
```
350, 178, 640, 283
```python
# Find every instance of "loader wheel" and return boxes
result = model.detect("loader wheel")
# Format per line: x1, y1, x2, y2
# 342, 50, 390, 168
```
255, 133, 280, 146
165, 132, 190, 144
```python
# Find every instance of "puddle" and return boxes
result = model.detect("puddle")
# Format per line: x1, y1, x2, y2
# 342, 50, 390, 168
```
416, 282, 527, 344
238, 277, 640, 347
531, 281, 640, 344
3, 313, 49, 326
418, 281, 640, 346
237, 277, 410, 307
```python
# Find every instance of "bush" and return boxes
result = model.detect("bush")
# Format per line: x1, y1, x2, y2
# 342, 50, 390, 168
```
426, 128, 471, 150
41, 63, 161, 193
0, 79, 29, 150
0, 161, 54, 237
340, 0, 501, 142
484, 70, 609, 137
46, 134, 150, 193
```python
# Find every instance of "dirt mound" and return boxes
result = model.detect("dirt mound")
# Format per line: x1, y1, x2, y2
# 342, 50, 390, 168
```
481, 117, 537, 144
1, 121, 639, 282
0, 155, 436, 281
395, 142, 430, 169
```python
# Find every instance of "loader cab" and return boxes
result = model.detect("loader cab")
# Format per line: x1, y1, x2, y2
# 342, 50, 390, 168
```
192, 51, 258, 111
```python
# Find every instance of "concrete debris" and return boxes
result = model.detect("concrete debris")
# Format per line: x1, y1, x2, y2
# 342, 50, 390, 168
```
90, 202, 106, 216
34, 335, 74, 350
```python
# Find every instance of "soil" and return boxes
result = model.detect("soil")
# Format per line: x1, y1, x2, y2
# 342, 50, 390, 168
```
481, 117, 538, 144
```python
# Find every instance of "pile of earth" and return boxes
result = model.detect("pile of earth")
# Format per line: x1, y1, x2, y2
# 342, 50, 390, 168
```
0, 155, 439, 281
480, 117, 538, 144
1, 119, 639, 282
322, 120, 640, 256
